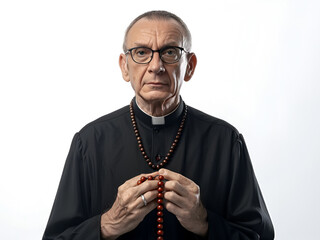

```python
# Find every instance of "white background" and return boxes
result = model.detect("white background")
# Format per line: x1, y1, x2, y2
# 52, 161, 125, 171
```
0, 0, 319, 239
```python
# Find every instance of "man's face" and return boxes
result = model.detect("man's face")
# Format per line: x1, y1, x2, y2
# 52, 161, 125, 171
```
120, 18, 196, 105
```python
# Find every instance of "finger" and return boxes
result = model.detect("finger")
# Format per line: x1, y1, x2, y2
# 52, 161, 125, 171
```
120, 171, 159, 191
158, 168, 192, 186
164, 180, 189, 197
163, 199, 185, 218
134, 179, 159, 197
130, 189, 158, 210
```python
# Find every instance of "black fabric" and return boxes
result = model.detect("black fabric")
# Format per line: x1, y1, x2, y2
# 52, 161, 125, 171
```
43, 99, 274, 239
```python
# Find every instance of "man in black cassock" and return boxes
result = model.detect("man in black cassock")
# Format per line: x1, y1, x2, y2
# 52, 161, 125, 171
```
43, 10, 274, 240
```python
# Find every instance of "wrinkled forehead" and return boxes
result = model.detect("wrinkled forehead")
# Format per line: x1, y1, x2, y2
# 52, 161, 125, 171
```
126, 19, 186, 48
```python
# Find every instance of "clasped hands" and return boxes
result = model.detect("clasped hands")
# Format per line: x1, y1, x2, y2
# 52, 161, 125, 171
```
101, 168, 208, 239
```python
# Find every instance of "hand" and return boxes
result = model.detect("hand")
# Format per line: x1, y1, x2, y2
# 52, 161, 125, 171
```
100, 172, 159, 239
159, 168, 208, 237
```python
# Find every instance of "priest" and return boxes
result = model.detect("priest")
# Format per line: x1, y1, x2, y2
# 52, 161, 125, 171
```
43, 10, 274, 240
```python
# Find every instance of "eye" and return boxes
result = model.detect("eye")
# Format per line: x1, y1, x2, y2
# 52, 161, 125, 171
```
163, 48, 176, 55
136, 50, 146, 56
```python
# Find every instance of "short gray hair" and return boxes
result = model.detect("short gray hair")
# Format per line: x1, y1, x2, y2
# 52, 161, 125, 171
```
122, 10, 192, 52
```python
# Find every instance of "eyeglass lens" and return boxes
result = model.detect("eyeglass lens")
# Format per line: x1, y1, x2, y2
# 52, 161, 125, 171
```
130, 47, 182, 64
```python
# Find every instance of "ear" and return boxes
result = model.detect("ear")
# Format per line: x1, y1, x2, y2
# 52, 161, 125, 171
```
184, 53, 197, 82
119, 53, 130, 82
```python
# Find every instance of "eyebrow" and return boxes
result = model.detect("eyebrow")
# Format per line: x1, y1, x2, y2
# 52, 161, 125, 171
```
132, 42, 181, 49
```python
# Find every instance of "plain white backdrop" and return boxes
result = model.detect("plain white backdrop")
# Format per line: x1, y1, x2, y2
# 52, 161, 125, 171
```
0, 0, 319, 239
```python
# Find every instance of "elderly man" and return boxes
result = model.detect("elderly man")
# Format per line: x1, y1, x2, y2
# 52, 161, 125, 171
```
43, 10, 274, 240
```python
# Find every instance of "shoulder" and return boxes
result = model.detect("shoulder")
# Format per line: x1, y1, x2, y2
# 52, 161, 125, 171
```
187, 106, 240, 137
78, 105, 130, 137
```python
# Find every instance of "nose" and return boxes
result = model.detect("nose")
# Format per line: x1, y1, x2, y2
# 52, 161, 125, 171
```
148, 52, 165, 74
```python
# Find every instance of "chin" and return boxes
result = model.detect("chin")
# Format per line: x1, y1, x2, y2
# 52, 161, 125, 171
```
140, 91, 173, 103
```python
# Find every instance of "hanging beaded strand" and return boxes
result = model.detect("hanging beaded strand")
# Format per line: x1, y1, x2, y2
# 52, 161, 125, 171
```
129, 100, 188, 170
131, 99, 187, 240
137, 175, 165, 240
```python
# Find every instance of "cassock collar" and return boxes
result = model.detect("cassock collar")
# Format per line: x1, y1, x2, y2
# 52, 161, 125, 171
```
132, 97, 184, 126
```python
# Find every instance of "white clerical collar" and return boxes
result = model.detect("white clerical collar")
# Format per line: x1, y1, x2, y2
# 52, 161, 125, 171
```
135, 99, 180, 125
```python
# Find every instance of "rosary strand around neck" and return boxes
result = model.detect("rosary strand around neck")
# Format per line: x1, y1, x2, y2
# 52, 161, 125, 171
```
129, 100, 188, 170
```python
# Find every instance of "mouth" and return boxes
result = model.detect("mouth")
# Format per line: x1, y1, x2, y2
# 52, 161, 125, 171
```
146, 82, 168, 86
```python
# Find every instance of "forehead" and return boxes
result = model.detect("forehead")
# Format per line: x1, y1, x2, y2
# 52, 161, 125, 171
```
126, 19, 185, 47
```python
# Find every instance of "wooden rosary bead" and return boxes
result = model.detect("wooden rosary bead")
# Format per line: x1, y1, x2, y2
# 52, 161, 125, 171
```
157, 193, 164, 198
157, 230, 164, 235
140, 176, 146, 182
157, 217, 163, 223
157, 223, 163, 229
157, 205, 164, 211
157, 211, 163, 217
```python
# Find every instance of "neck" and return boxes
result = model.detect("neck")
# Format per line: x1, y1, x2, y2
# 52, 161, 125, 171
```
136, 96, 180, 117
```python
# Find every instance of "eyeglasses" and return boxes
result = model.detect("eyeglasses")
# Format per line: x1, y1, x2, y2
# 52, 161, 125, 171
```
125, 46, 188, 64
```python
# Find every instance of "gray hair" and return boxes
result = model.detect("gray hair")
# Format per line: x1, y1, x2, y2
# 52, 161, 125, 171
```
122, 10, 192, 52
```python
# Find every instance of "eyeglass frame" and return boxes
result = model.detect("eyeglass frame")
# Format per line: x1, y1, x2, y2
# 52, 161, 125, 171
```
125, 46, 189, 64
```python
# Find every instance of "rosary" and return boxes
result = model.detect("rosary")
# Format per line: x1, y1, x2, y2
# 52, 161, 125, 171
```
137, 175, 165, 240
130, 100, 188, 239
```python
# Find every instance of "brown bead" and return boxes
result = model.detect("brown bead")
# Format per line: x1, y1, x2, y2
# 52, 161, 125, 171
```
157, 198, 163, 204
159, 175, 164, 181
157, 217, 163, 223
157, 193, 164, 198
158, 181, 164, 187
157, 237, 163, 240
158, 187, 164, 192
147, 176, 154, 180
157, 224, 163, 229
156, 165, 160, 169
137, 180, 142, 185
159, 163, 164, 167
157, 211, 163, 217
163, 160, 167, 164
140, 176, 146, 182
169, 149, 173, 153
152, 165, 156, 169
148, 162, 152, 166
157, 230, 164, 235
157, 205, 164, 211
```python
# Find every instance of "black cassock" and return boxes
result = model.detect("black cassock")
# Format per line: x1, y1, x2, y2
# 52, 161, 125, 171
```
43, 98, 274, 239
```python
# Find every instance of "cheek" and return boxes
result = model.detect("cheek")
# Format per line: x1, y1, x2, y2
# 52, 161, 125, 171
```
129, 67, 147, 89
170, 66, 186, 89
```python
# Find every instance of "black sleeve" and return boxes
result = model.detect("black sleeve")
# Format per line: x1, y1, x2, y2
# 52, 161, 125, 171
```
42, 133, 101, 240
206, 134, 275, 240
